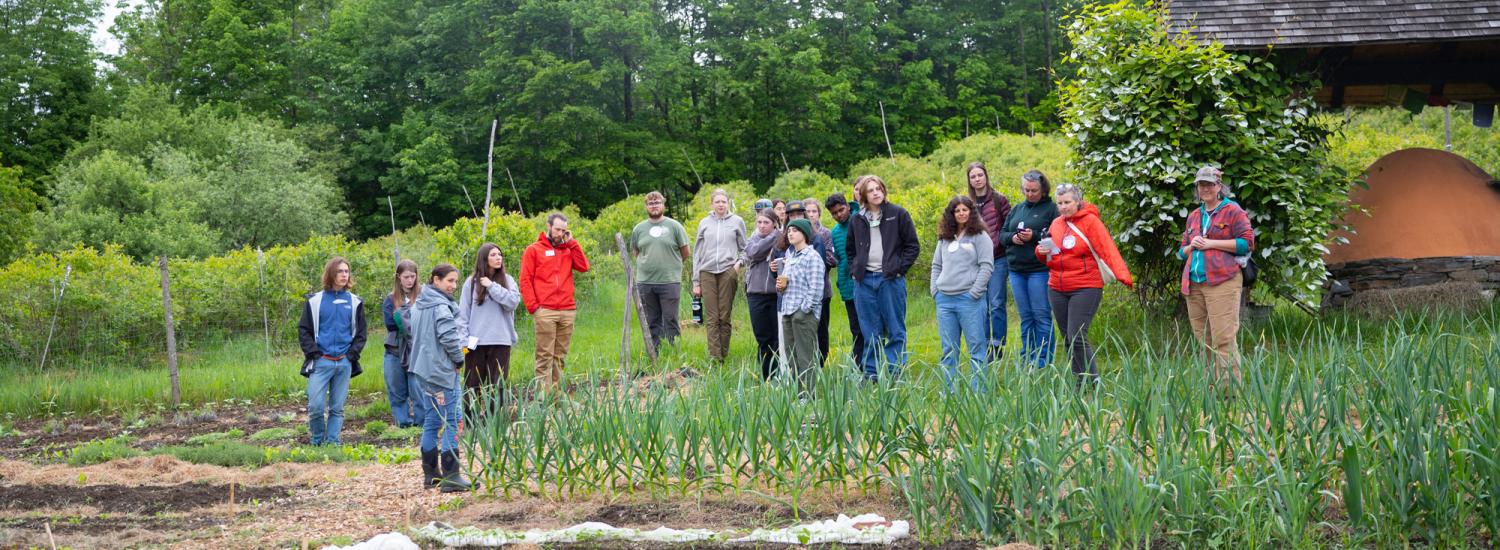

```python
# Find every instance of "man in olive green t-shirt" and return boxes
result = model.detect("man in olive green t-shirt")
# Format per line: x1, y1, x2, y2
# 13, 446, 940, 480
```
628, 191, 691, 348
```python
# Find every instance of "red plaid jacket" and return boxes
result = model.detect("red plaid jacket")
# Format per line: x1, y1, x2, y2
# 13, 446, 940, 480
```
1178, 201, 1254, 295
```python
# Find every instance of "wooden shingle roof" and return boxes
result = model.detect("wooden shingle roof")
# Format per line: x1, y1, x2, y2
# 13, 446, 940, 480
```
1167, 0, 1500, 49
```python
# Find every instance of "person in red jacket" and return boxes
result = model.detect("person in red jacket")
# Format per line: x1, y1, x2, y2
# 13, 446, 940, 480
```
519, 213, 591, 388
1036, 183, 1133, 381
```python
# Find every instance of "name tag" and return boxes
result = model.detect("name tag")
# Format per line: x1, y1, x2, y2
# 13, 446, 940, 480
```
545, 250, 556, 257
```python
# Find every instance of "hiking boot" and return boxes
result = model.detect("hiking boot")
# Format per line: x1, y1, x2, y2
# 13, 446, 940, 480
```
420, 448, 440, 490
438, 450, 471, 493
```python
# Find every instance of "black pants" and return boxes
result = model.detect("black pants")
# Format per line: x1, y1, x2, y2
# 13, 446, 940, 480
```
464, 344, 511, 415
639, 283, 682, 349
747, 293, 779, 379
844, 299, 866, 371
817, 297, 831, 366
1048, 288, 1102, 379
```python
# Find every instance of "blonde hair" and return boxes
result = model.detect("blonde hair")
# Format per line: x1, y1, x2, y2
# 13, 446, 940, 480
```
853, 175, 888, 209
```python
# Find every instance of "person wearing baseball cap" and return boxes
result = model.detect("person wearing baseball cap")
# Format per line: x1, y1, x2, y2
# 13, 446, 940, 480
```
1176, 165, 1255, 386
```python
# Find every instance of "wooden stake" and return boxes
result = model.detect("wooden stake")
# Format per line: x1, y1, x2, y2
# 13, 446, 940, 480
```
681, 144, 703, 188
160, 257, 181, 407
506, 166, 525, 218
256, 249, 271, 360
45, 522, 56, 550
483, 119, 497, 238
38, 264, 71, 370
616, 233, 657, 365
387, 196, 400, 265
879, 101, 895, 164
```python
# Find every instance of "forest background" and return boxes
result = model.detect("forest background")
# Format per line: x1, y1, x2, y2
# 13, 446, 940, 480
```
5, 0, 1074, 260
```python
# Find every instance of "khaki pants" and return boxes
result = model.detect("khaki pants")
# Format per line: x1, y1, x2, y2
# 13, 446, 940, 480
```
532, 308, 577, 387
1186, 272, 1243, 384
783, 311, 820, 395
699, 269, 739, 361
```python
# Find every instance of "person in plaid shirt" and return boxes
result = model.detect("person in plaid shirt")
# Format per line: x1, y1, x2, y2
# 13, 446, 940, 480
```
777, 219, 825, 393
1177, 165, 1255, 384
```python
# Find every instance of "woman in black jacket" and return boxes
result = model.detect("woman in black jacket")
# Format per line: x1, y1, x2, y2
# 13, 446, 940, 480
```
845, 175, 920, 381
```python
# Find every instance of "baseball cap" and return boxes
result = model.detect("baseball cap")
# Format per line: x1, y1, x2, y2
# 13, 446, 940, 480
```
1194, 165, 1222, 185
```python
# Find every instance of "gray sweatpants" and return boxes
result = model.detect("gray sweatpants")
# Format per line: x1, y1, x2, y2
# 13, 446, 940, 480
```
1048, 287, 1103, 379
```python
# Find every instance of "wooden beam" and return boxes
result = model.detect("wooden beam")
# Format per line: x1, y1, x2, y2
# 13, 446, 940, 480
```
1328, 60, 1500, 87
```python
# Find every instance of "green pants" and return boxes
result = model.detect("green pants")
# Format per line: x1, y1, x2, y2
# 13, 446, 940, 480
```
783, 310, 820, 394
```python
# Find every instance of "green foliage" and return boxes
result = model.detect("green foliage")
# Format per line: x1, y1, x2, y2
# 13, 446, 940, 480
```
185, 428, 244, 446
378, 425, 422, 441
1328, 107, 1500, 177
35, 88, 346, 260
68, 435, 140, 466
249, 427, 297, 441
0, 0, 105, 193
152, 440, 270, 467
0, 164, 42, 264
104, 0, 1079, 238
1058, 1, 1352, 306
363, 420, 389, 437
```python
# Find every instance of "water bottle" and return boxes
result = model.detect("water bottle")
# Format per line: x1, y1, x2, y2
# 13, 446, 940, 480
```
691, 294, 704, 324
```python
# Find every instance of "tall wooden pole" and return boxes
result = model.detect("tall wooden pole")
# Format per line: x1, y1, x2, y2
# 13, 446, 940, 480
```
483, 119, 497, 238
159, 257, 181, 407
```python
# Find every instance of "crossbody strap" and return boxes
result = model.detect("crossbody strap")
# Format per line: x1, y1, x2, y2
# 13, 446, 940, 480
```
1065, 221, 1100, 258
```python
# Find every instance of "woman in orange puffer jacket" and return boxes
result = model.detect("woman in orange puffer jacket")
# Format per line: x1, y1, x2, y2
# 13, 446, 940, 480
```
1035, 183, 1133, 381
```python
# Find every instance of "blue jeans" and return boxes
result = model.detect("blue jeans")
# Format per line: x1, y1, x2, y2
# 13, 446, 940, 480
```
854, 274, 908, 380
1010, 270, 1055, 368
936, 292, 988, 392
419, 380, 462, 452
383, 352, 425, 428
307, 357, 352, 445
987, 258, 1010, 348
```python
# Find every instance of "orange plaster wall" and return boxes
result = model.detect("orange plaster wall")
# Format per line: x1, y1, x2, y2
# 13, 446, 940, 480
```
1325, 148, 1500, 265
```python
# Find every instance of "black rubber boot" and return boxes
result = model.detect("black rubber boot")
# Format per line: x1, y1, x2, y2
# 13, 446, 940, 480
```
987, 345, 1004, 364
439, 450, 471, 493
420, 448, 440, 490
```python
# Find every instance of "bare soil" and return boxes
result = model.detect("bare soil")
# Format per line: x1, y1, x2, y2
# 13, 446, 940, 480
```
0, 396, 978, 549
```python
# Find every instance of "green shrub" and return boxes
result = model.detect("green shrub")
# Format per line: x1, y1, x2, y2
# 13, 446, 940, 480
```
249, 427, 298, 441
68, 436, 141, 466
153, 440, 268, 467
378, 425, 422, 441
186, 428, 244, 446
363, 420, 389, 436
1058, 1, 1352, 306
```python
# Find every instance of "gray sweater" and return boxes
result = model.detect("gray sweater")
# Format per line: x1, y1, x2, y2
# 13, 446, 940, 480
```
930, 232, 995, 299
744, 228, 782, 295
457, 274, 522, 346
407, 284, 465, 390
692, 212, 747, 284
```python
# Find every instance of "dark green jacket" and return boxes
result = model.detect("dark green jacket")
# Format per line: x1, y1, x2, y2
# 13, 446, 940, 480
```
998, 197, 1059, 273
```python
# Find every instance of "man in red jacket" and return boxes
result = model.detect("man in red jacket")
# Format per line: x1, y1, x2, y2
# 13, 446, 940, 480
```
520, 213, 591, 387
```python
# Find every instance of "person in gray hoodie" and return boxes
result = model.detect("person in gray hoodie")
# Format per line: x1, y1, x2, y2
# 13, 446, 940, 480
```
407, 263, 471, 493
930, 196, 994, 392
458, 243, 522, 415
691, 189, 747, 363
744, 209, 782, 379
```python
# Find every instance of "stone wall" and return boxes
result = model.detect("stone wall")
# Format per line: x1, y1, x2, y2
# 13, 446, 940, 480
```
1325, 256, 1500, 308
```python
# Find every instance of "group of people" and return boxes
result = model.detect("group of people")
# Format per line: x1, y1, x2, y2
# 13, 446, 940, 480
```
295, 163, 1257, 491
296, 213, 589, 492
